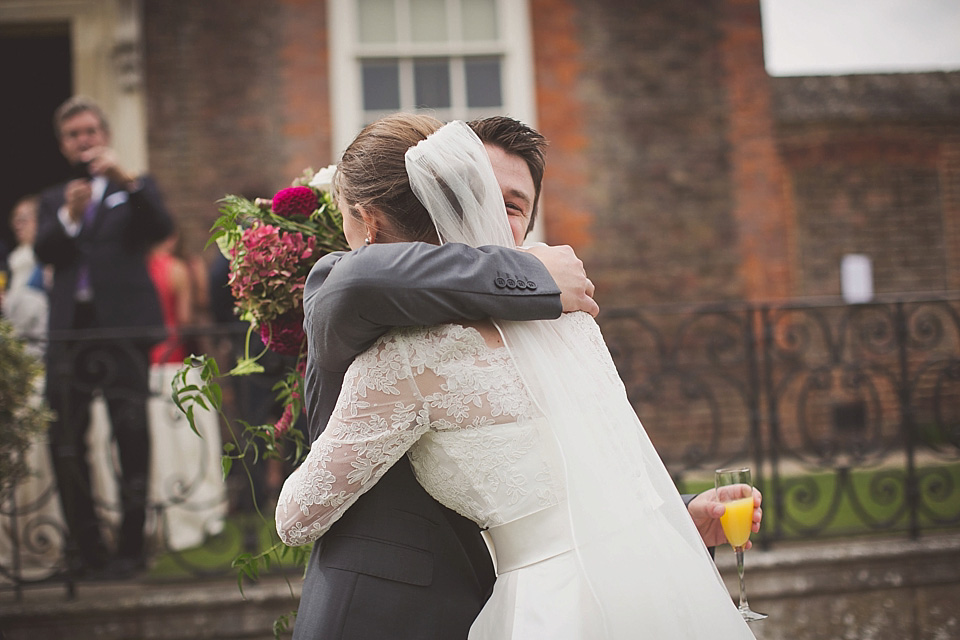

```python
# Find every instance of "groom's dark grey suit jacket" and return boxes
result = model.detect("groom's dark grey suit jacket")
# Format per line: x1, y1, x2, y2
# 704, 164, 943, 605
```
292, 243, 562, 640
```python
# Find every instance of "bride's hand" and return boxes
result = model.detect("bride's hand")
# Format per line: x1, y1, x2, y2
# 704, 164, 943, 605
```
687, 488, 762, 549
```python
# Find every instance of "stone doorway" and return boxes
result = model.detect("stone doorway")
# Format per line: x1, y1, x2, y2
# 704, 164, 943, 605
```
0, 21, 72, 252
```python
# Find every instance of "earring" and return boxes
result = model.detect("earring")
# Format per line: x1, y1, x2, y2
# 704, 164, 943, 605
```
364, 236, 371, 246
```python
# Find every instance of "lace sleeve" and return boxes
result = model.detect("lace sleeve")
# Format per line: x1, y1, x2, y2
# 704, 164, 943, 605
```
275, 332, 432, 546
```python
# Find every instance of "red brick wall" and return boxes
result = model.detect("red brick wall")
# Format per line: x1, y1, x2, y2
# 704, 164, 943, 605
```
143, 0, 333, 261
718, 0, 794, 300
771, 73, 960, 297
529, 0, 593, 251
140, 0, 959, 303
278, 0, 333, 183
782, 131, 946, 295
530, 0, 958, 306
944, 138, 960, 291
531, 0, 749, 307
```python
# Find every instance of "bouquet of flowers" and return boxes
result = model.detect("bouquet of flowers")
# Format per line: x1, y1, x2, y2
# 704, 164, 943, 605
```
171, 166, 348, 636
215, 165, 348, 360
173, 164, 349, 468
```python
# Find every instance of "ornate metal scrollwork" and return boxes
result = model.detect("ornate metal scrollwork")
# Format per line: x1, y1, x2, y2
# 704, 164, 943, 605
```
602, 295, 960, 544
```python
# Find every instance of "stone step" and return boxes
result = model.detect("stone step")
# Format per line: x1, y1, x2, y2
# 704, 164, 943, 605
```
0, 575, 301, 640
713, 533, 960, 640
2, 534, 959, 640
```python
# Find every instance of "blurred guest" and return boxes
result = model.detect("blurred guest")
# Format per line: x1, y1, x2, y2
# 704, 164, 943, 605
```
186, 250, 214, 353
142, 230, 227, 551
34, 95, 173, 578
1, 195, 48, 357
148, 231, 191, 366
0, 195, 61, 572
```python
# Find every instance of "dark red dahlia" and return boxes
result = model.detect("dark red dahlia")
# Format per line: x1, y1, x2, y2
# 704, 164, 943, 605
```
259, 311, 306, 356
271, 186, 318, 219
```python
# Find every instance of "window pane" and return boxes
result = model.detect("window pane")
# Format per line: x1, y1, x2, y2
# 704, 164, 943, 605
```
359, 0, 397, 43
465, 57, 501, 107
411, 0, 448, 42
461, 0, 497, 41
362, 60, 401, 110
414, 58, 451, 108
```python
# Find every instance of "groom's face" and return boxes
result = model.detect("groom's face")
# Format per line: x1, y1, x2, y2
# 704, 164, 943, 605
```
484, 143, 536, 247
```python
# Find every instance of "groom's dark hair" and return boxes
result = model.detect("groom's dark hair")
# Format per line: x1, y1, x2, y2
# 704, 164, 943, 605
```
468, 116, 547, 237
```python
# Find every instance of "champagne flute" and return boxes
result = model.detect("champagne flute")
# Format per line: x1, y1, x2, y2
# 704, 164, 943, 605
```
715, 466, 767, 622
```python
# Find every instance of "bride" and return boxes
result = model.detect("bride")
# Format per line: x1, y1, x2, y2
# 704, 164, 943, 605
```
276, 114, 755, 639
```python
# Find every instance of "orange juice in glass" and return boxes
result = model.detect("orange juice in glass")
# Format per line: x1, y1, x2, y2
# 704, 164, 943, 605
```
715, 467, 767, 622
719, 495, 754, 548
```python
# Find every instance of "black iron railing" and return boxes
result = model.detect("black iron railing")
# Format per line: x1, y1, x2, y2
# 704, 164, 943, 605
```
603, 293, 960, 546
0, 322, 292, 598
3, 295, 959, 597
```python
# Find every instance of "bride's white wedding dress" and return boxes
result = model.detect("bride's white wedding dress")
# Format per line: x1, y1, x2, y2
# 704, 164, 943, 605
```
277, 311, 753, 638
276, 121, 754, 638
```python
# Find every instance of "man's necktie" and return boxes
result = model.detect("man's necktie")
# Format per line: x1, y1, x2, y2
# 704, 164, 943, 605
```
75, 197, 98, 298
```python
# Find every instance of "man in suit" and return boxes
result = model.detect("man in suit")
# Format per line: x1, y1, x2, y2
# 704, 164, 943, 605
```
292, 117, 760, 639
35, 96, 174, 579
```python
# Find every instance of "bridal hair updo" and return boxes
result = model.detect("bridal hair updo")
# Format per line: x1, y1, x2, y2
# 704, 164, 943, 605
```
334, 112, 444, 244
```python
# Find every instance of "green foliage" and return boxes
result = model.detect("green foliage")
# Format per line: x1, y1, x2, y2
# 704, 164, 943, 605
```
172, 353, 308, 491
232, 540, 311, 597
0, 319, 53, 494
173, 351, 309, 639
171, 353, 223, 437
273, 611, 297, 639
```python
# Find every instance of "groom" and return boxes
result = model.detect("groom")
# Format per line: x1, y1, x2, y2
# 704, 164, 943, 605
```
293, 117, 760, 639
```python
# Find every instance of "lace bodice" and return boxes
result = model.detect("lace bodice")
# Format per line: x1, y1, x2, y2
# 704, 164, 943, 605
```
276, 320, 583, 547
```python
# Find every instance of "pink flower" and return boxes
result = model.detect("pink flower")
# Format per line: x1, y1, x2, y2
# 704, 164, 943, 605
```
228, 223, 316, 326
259, 310, 306, 356
272, 186, 318, 219
274, 403, 294, 437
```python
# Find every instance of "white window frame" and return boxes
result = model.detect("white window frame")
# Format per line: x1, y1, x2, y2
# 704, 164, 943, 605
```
328, 0, 537, 157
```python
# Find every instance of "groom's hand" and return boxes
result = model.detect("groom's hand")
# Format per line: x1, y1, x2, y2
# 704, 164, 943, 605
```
688, 488, 763, 549
523, 244, 599, 317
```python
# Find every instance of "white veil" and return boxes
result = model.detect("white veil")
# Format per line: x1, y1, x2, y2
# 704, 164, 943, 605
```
405, 122, 744, 636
